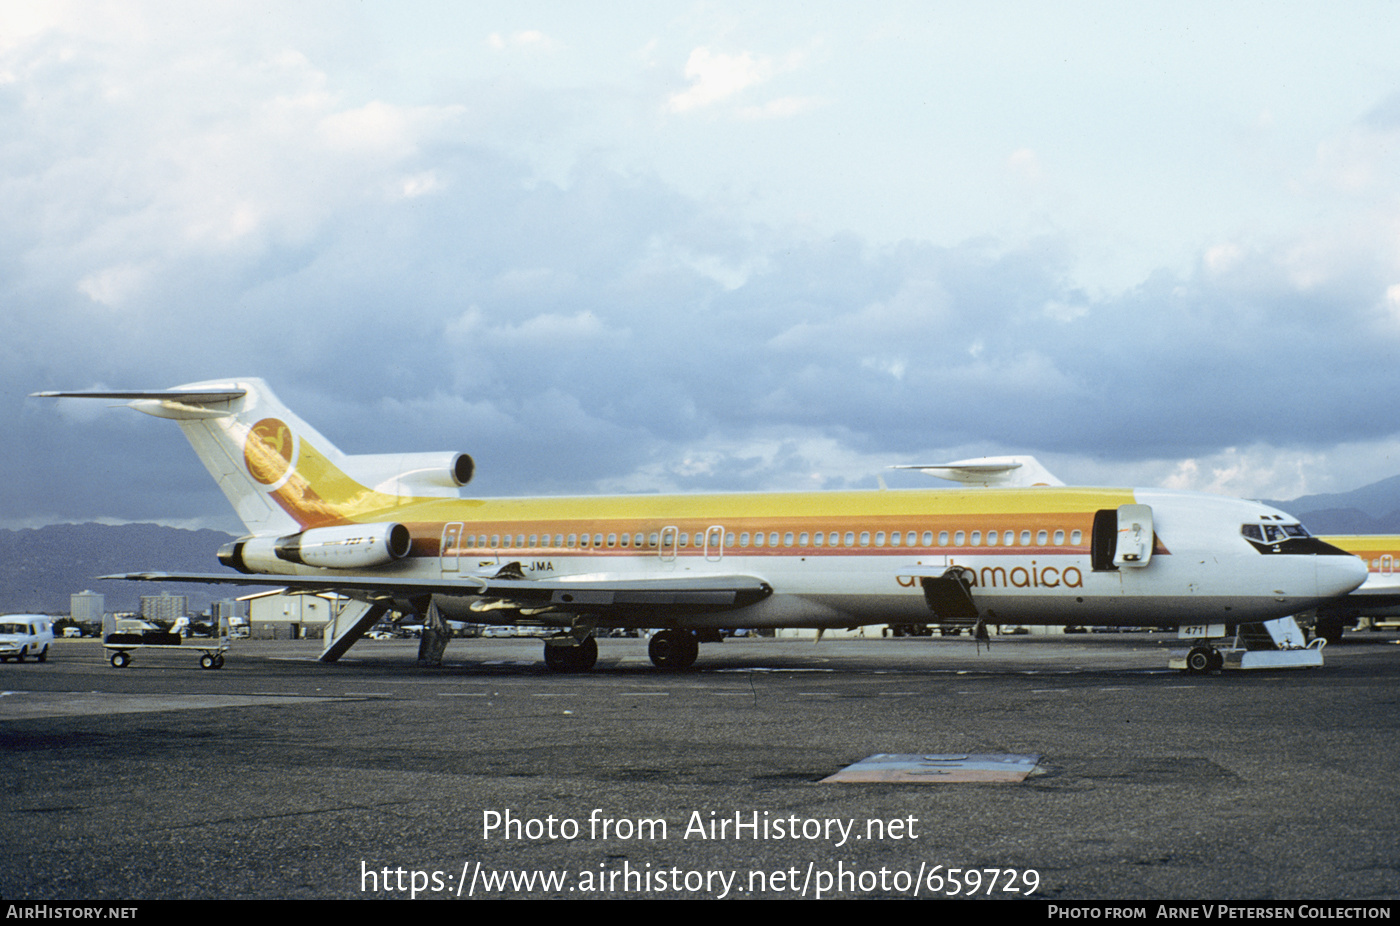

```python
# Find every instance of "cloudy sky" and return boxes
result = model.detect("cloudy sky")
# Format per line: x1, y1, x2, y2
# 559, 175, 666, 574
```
8, 1, 1400, 532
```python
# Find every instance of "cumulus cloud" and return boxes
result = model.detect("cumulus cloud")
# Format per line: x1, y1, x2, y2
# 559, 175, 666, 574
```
489, 30, 558, 52
666, 45, 808, 116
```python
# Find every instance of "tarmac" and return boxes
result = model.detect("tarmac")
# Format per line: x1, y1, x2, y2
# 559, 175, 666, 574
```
1, 631, 1398, 901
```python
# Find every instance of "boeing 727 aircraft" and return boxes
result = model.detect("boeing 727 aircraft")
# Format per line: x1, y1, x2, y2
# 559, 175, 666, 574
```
33, 380, 1367, 672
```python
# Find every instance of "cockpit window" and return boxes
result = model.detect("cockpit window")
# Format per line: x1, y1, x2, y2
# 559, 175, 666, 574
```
1242, 523, 1311, 543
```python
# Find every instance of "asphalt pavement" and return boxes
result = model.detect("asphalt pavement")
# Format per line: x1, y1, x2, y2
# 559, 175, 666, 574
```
2, 632, 1398, 901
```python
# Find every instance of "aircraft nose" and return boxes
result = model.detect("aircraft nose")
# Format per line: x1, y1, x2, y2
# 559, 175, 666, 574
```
1317, 553, 1369, 598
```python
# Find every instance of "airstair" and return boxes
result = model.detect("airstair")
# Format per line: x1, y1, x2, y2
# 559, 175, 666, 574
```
1168, 616, 1324, 674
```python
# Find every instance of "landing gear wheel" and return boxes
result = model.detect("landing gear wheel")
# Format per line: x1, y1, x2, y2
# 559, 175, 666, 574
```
200, 653, 216, 670
110, 651, 131, 669
543, 636, 598, 672
1315, 614, 1344, 645
648, 630, 699, 670
1185, 646, 1216, 675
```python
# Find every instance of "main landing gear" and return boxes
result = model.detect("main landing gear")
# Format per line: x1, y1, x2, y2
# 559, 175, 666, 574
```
538, 628, 703, 672
543, 635, 597, 672
648, 629, 699, 670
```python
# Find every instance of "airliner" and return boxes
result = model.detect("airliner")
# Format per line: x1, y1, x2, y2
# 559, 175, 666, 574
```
1311, 535, 1400, 642
33, 380, 1367, 671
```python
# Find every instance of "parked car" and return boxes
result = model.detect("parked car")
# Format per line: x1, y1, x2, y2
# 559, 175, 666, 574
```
0, 615, 55, 663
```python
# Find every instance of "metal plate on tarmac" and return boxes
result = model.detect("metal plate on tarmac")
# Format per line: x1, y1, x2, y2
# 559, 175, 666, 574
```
822, 753, 1041, 783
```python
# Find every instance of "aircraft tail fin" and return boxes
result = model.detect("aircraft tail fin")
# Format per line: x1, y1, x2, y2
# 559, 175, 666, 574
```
33, 379, 473, 535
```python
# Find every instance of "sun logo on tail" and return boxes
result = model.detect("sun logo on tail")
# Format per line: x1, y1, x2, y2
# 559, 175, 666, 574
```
245, 418, 296, 486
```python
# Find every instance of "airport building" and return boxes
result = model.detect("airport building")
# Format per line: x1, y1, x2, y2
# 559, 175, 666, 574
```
241, 591, 345, 639
140, 592, 188, 624
70, 589, 104, 625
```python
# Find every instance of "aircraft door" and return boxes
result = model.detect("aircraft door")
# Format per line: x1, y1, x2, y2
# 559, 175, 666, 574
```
1091, 505, 1155, 570
658, 526, 679, 563
1114, 505, 1154, 568
441, 522, 463, 573
704, 525, 725, 562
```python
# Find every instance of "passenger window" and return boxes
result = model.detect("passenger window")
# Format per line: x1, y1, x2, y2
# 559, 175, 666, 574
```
1037, 530, 1048, 545
784, 532, 794, 546
922, 531, 934, 546
799, 532, 809, 545
970, 531, 981, 546
874, 531, 885, 546
954, 530, 965, 545
1054, 530, 1065, 545
938, 531, 949, 545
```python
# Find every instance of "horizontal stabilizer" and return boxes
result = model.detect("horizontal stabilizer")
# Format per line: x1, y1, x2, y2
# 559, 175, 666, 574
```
891, 455, 1064, 487
31, 388, 247, 402
32, 387, 249, 422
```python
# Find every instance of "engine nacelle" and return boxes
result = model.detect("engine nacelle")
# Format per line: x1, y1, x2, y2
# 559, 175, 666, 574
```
219, 522, 413, 574
345, 452, 475, 497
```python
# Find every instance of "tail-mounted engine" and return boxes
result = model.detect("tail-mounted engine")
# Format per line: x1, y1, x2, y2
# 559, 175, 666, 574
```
219, 522, 413, 574
345, 452, 474, 497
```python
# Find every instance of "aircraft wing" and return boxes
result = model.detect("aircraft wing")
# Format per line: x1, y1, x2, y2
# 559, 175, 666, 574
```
99, 570, 774, 615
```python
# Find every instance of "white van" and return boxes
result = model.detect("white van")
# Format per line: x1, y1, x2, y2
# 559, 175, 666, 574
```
0, 615, 54, 663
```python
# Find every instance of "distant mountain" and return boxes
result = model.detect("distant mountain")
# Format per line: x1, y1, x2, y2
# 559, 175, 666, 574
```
1269, 473, 1400, 534
0, 523, 245, 615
